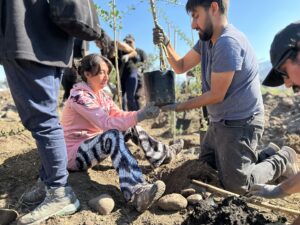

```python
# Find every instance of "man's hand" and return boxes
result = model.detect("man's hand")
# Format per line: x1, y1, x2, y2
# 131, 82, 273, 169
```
160, 103, 177, 112
153, 25, 170, 46
137, 102, 160, 122
121, 54, 130, 63
248, 184, 288, 199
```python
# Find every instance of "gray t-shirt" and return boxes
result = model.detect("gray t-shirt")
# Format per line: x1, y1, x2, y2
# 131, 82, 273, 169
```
193, 24, 264, 122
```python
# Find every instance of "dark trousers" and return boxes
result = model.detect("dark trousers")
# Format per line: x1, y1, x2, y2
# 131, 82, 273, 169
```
61, 67, 78, 101
200, 114, 288, 194
121, 69, 139, 111
3, 59, 69, 188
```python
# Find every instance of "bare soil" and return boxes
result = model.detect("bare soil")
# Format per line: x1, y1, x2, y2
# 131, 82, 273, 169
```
0, 90, 300, 225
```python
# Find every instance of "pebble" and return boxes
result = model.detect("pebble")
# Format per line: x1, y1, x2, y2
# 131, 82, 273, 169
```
187, 194, 203, 205
88, 194, 114, 215
157, 193, 187, 211
181, 188, 196, 197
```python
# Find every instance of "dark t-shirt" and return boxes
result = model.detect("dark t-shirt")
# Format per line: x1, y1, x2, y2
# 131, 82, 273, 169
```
122, 48, 146, 76
0, 0, 74, 67
73, 39, 89, 59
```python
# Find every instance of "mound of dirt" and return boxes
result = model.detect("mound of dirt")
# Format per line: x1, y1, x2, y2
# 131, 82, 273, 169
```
183, 196, 287, 225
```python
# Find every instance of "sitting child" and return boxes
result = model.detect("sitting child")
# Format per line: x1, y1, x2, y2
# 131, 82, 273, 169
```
61, 54, 183, 212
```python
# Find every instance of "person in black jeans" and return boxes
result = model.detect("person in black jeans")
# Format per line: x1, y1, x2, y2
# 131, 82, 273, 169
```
122, 35, 147, 111
61, 38, 89, 102
95, 32, 139, 110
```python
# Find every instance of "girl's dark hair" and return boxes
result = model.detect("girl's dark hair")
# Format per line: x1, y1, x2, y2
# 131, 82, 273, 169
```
186, 0, 228, 15
78, 54, 112, 82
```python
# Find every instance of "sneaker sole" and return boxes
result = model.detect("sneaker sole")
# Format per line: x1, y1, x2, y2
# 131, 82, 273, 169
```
282, 146, 299, 175
138, 181, 166, 212
23, 199, 80, 225
268, 142, 280, 152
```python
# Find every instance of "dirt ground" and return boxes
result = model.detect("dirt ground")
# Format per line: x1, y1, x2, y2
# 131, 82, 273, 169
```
0, 89, 300, 225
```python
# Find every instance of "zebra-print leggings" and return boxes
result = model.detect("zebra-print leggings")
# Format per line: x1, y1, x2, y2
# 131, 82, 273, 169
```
75, 126, 169, 201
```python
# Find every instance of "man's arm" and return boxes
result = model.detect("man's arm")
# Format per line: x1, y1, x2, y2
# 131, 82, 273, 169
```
165, 44, 201, 74
153, 25, 200, 74
175, 71, 235, 111
249, 172, 300, 198
117, 41, 137, 58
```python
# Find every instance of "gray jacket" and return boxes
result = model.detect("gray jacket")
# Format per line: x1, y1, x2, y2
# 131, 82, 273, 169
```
0, 0, 73, 67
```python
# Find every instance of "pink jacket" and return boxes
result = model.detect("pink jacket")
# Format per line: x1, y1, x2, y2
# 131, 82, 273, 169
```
61, 82, 138, 170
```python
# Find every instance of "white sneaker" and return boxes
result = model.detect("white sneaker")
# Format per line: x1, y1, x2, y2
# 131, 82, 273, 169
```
132, 180, 165, 212
18, 186, 80, 225
280, 146, 299, 178
21, 178, 46, 206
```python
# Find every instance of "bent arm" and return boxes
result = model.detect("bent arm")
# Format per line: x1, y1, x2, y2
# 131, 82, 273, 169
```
117, 41, 137, 58
176, 71, 235, 111
165, 43, 201, 74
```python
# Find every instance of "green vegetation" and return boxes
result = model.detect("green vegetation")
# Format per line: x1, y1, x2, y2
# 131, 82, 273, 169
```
261, 85, 294, 96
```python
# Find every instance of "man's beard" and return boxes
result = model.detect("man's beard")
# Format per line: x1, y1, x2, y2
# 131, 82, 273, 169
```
198, 16, 213, 41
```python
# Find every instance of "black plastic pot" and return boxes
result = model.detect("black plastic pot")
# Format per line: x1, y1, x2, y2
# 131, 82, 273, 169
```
143, 70, 176, 106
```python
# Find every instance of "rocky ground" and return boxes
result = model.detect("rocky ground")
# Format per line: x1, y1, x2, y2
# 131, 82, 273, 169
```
0, 89, 300, 225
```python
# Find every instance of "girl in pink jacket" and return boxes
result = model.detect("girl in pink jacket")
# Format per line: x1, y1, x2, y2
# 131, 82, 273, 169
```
61, 54, 183, 212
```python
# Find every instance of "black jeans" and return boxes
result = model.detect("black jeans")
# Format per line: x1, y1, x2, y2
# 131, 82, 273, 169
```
200, 114, 288, 194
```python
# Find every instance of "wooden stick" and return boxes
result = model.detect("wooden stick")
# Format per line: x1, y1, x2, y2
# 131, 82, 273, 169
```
192, 179, 300, 216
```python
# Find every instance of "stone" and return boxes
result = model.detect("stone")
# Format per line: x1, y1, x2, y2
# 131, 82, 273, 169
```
187, 194, 203, 205
88, 194, 114, 215
0, 209, 19, 225
181, 188, 196, 197
157, 193, 187, 211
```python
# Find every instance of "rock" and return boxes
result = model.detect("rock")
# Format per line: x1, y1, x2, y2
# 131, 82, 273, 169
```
187, 194, 203, 205
181, 188, 196, 197
0, 209, 19, 225
157, 193, 187, 211
3, 109, 19, 121
88, 194, 114, 215
281, 98, 293, 107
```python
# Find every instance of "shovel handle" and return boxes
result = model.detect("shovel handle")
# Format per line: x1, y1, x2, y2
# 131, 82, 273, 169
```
149, 0, 167, 70
192, 179, 300, 216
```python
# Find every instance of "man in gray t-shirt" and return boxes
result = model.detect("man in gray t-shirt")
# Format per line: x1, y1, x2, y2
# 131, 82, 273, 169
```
153, 0, 298, 194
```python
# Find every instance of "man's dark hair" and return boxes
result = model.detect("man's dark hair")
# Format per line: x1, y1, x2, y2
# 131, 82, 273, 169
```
186, 0, 229, 16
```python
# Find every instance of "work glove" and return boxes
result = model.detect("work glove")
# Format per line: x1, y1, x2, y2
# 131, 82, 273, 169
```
121, 54, 130, 63
137, 102, 160, 122
153, 25, 170, 46
160, 103, 177, 112
248, 184, 288, 199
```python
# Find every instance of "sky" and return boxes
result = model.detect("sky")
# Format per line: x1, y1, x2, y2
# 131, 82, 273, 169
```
1, 0, 300, 82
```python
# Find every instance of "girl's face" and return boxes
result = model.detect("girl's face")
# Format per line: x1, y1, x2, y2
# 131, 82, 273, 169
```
85, 61, 109, 91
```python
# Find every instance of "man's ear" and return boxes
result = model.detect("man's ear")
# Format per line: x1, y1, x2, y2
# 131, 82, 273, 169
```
210, 2, 219, 15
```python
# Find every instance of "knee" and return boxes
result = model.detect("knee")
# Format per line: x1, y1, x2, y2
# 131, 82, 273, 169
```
103, 129, 123, 139
221, 176, 249, 195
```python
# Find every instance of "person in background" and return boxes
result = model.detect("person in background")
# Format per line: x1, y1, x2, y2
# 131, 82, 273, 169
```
250, 21, 300, 225
62, 38, 89, 102
152, 0, 299, 194
95, 31, 139, 111
122, 34, 147, 110
0, 1, 80, 224
61, 54, 184, 211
